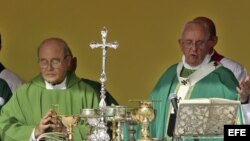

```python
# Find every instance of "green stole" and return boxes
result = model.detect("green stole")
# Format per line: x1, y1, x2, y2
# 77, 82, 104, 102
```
166, 61, 222, 139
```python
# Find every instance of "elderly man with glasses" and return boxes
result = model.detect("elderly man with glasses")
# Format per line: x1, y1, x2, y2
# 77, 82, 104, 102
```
0, 37, 99, 141
146, 20, 248, 141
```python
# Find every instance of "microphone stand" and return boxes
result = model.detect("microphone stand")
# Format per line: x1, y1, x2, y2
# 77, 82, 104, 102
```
167, 93, 179, 138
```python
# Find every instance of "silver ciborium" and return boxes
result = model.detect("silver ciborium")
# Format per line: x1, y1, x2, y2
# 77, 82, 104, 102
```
130, 100, 155, 141
80, 108, 100, 140
80, 108, 111, 141
105, 105, 127, 141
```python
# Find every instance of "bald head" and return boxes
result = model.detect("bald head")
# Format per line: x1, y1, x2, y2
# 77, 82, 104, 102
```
37, 37, 72, 58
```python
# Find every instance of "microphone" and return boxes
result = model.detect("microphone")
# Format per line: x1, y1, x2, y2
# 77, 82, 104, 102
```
168, 93, 178, 114
167, 93, 178, 137
0, 97, 5, 106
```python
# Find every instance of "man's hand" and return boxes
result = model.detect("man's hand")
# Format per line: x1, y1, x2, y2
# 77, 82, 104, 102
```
34, 109, 66, 138
237, 76, 250, 104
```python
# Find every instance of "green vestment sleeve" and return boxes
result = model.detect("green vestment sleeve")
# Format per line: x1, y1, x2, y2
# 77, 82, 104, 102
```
0, 72, 99, 141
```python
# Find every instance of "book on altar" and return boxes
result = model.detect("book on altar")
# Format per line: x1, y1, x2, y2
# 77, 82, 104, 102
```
174, 98, 240, 137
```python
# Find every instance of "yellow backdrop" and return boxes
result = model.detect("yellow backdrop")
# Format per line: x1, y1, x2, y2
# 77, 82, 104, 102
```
0, 0, 249, 107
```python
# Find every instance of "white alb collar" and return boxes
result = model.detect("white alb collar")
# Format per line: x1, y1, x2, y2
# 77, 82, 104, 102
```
45, 77, 67, 89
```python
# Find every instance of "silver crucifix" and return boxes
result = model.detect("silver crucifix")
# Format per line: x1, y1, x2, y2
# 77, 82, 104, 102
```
89, 27, 118, 141
90, 27, 119, 108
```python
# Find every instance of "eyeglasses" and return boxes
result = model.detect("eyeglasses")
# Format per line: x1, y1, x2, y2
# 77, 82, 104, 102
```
181, 40, 208, 48
39, 56, 68, 69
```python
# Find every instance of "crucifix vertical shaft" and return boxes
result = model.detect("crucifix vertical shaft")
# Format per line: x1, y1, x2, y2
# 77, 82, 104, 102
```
89, 27, 119, 109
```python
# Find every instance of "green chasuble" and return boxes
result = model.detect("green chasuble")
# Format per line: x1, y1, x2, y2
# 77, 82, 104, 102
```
148, 62, 244, 141
0, 72, 99, 141
0, 78, 12, 110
